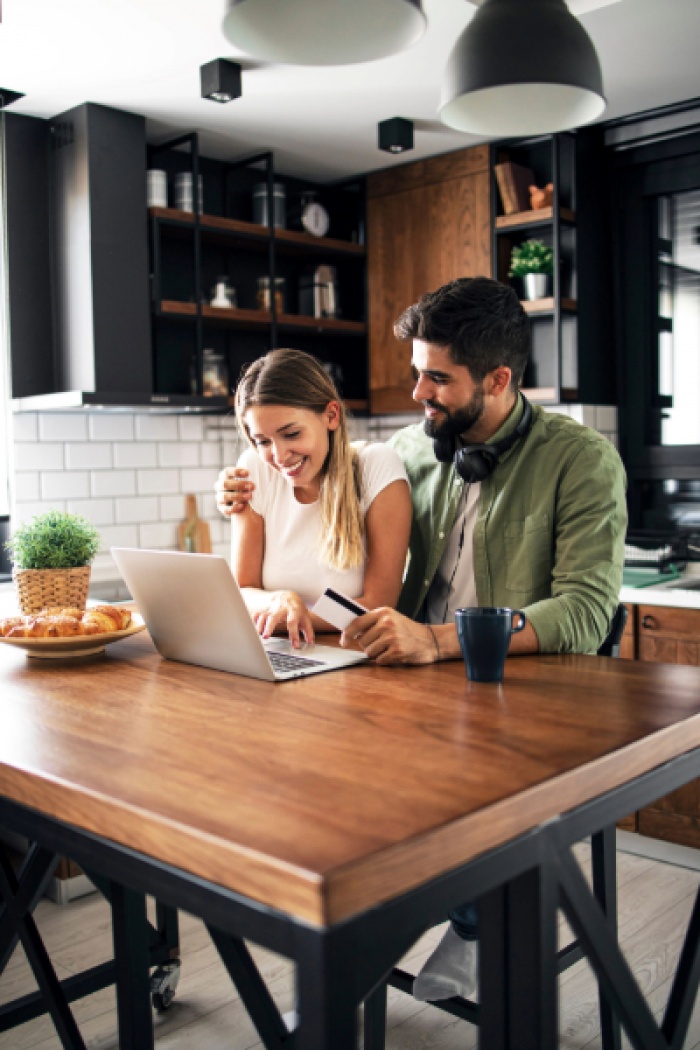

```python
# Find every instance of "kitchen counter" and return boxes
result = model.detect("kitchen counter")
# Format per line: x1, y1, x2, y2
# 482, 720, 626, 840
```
621, 571, 700, 610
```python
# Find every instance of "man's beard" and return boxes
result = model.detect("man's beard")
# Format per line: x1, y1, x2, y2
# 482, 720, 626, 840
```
423, 385, 485, 445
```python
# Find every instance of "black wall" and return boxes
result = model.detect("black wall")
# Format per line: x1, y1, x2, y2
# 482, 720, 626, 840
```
5, 113, 55, 398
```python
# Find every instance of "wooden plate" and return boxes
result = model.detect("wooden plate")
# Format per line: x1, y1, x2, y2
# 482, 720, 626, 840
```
0, 614, 146, 659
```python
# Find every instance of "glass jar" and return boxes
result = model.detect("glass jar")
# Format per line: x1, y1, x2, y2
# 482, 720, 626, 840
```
256, 276, 285, 314
191, 348, 229, 397
252, 182, 286, 228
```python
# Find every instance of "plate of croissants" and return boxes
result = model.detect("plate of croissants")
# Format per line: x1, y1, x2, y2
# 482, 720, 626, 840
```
0, 605, 146, 658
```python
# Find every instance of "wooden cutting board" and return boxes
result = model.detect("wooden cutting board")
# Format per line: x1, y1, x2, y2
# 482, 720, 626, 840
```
177, 494, 212, 554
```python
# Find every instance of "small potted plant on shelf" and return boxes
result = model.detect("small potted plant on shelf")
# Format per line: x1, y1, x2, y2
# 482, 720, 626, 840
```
508, 238, 554, 302
4, 510, 101, 614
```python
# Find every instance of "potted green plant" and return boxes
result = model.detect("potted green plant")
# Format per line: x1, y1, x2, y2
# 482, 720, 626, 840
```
508, 238, 554, 301
4, 510, 101, 614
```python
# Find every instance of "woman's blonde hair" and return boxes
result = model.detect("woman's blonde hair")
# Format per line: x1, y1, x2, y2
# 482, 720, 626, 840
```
234, 349, 364, 572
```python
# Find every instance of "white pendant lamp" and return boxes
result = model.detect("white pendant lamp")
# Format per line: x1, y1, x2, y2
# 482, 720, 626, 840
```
440, 0, 606, 137
222, 0, 426, 66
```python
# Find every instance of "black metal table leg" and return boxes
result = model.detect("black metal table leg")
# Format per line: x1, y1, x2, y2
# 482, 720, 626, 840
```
0, 842, 87, 1050
110, 882, 154, 1050
364, 982, 388, 1050
505, 863, 559, 1050
591, 826, 622, 1050
207, 926, 290, 1050
294, 928, 359, 1050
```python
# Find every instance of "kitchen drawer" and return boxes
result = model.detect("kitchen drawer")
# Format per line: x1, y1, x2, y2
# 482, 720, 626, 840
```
638, 604, 700, 665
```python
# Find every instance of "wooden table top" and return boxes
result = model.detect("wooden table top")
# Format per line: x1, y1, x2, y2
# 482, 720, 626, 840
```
1, 632, 700, 926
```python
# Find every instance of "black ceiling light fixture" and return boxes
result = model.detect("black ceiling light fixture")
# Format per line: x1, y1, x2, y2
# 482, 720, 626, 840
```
200, 59, 242, 103
222, 0, 426, 65
378, 117, 414, 154
440, 0, 605, 137
0, 89, 25, 108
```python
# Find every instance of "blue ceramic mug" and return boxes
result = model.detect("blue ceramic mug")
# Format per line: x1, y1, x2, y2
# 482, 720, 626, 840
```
455, 607, 526, 683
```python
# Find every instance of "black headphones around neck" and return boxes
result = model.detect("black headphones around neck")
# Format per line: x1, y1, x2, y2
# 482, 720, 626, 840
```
433, 395, 533, 483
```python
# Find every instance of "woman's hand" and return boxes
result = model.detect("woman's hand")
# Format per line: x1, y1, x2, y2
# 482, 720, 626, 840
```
254, 591, 315, 649
215, 467, 255, 517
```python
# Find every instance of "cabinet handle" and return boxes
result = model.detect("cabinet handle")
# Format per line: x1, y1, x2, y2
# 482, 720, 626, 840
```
641, 615, 657, 630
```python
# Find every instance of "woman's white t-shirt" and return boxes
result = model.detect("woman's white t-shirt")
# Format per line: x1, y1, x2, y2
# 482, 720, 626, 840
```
234, 442, 408, 607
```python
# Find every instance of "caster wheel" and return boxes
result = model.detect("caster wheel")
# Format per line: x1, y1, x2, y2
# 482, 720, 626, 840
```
152, 988, 175, 1013
150, 960, 181, 1013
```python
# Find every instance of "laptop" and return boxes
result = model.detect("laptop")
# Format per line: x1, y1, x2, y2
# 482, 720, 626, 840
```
110, 547, 368, 682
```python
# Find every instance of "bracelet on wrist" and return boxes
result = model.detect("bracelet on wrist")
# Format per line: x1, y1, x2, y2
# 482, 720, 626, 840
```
427, 624, 441, 662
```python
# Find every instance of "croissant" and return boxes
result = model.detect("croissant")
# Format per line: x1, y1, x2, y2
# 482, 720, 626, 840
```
87, 605, 132, 630
40, 606, 83, 621
0, 616, 27, 637
2, 604, 133, 639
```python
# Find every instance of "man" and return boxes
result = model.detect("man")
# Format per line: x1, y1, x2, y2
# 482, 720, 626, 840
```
215, 275, 627, 1002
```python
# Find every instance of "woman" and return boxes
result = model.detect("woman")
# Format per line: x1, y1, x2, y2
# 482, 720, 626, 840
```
227, 348, 411, 648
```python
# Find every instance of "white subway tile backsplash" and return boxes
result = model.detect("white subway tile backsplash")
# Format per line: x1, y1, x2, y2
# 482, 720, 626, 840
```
180, 467, 220, 493
42, 471, 90, 500
38, 413, 88, 442
98, 524, 140, 551
139, 521, 179, 549
199, 492, 218, 520
201, 442, 225, 468
135, 415, 179, 441
14, 443, 64, 471
158, 443, 200, 468
91, 470, 137, 498
13, 473, 40, 502
9, 403, 619, 585
89, 415, 135, 441
159, 494, 188, 520
114, 442, 158, 469
212, 541, 231, 562
65, 442, 113, 470
136, 469, 180, 495
178, 416, 204, 441
115, 496, 160, 524
66, 499, 115, 526
12, 413, 38, 442
14, 500, 67, 523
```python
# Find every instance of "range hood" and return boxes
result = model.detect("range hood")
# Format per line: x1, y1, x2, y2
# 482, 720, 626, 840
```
7, 104, 230, 415
12, 391, 231, 414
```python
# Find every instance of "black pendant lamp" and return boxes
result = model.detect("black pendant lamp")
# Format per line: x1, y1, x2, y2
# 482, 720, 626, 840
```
222, 0, 426, 65
440, 0, 605, 136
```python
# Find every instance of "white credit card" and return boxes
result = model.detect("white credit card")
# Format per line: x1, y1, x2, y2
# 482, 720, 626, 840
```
311, 588, 368, 631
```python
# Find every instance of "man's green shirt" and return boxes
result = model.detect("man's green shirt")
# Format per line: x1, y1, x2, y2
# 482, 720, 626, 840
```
389, 399, 627, 654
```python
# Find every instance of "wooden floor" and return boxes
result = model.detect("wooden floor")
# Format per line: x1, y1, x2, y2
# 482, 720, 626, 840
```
3, 843, 700, 1048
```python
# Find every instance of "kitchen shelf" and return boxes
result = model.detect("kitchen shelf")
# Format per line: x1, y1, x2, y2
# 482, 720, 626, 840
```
491, 133, 579, 403
495, 206, 576, 230
522, 297, 577, 315
158, 300, 366, 335
149, 207, 365, 257
148, 139, 369, 406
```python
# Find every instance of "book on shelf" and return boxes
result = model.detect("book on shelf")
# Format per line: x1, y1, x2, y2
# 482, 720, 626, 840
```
495, 162, 534, 216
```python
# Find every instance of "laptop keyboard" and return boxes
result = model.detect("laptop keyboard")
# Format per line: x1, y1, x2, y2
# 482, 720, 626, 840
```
268, 650, 326, 673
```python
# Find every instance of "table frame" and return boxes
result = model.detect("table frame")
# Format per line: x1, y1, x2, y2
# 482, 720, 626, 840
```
3, 747, 700, 1050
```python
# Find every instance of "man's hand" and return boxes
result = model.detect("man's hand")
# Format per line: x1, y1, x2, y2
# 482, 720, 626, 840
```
215, 466, 255, 518
340, 607, 437, 665
255, 590, 314, 649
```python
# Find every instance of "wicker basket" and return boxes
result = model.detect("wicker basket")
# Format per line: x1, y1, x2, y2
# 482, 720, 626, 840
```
13, 565, 91, 615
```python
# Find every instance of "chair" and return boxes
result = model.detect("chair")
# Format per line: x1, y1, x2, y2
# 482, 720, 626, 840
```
597, 602, 629, 658
363, 604, 629, 1050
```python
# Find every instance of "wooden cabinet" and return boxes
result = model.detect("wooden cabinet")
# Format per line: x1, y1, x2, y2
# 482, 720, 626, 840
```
366, 146, 491, 414
622, 604, 700, 845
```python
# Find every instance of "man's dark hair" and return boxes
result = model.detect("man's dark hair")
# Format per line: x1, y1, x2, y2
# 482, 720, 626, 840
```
394, 276, 530, 389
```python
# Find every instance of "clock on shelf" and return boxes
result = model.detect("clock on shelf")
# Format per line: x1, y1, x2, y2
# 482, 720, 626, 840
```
297, 192, 330, 238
